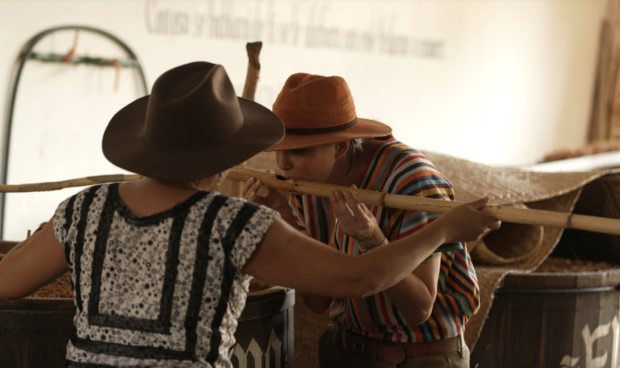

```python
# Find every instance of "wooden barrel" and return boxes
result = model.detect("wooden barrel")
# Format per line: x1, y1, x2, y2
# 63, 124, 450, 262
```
0, 297, 74, 367
0, 289, 294, 368
471, 270, 620, 368
232, 287, 295, 368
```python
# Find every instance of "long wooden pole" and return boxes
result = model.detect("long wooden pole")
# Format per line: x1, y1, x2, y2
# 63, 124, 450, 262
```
2, 167, 620, 236
0, 174, 141, 192
226, 166, 620, 237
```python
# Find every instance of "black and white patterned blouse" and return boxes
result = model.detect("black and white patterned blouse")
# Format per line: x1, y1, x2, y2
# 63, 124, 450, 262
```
53, 184, 278, 367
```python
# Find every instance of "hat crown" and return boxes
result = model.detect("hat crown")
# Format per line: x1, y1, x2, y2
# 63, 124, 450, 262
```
273, 73, 357, 130
143, 62, 243, 153
103, 61, 284, 181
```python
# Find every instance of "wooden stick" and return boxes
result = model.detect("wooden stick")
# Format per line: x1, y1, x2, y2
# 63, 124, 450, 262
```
226, 166, 620, 237
223, 41, 263, 198
3, 167, 620, 236
242, 41, 262, 101
0, 174, 140, 193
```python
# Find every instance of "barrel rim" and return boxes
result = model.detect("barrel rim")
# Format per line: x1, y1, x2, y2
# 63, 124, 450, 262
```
0, 296, 75, 310
247, 286, 288, 301
501, 268, 620, 289
239, 288, 295, 321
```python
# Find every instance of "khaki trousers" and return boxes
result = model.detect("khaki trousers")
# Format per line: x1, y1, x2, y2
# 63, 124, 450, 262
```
318, 325, 470, 368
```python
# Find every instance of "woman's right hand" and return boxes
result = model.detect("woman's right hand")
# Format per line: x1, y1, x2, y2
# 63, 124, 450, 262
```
243, 176, 300, 228
436, 197, 501, 243
242, 177, 288, 208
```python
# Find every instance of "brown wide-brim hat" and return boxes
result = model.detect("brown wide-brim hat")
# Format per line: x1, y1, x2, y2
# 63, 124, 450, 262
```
266, 73, 392, 151
103, 62, 284, 182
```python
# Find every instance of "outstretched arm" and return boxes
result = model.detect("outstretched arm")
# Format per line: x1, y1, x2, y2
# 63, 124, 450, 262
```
242, 197, 499, 299
0, 219, 68, 299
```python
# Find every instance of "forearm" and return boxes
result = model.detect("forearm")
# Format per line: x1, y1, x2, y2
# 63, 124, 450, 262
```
382, 249, 440, 325
0, 220, 68, 300
353, 223, 446, 296
4, 240, 28, 258
245, 198, 496, 300
313, 224, 446, 298
358, 232, 434, 318
0, 235, 38, 296
5, 223, 46, 259
245, 218, 447, 299
384, 272, 435, 325
300, 292, 333, 314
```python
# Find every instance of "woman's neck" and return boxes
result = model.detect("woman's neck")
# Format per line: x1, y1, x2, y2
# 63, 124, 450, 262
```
117, 177, 216, 217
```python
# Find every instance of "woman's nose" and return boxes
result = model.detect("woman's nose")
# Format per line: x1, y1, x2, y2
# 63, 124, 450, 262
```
276, 152, 293, 171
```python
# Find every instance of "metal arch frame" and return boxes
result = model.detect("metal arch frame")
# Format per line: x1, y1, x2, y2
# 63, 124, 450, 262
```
1, 25, 149, 238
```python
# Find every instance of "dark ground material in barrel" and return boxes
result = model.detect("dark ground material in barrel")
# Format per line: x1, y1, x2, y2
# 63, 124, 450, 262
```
248, 279, 273, 292
535, 256, 620, 273
31, 272, 72, 298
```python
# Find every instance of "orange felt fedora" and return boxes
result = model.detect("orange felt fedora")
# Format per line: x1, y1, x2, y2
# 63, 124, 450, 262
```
102, 62, 284, 181
266, 73, 392, 151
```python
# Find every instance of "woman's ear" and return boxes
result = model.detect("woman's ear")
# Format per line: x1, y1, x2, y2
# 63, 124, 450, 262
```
334, 141, 350, 159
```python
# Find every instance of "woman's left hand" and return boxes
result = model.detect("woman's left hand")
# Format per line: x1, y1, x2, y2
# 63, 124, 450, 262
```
330, 185, 384, 246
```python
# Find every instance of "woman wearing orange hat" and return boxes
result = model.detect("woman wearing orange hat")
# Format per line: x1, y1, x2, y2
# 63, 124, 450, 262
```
243, 73, 480, 367
0, 63, 498, 367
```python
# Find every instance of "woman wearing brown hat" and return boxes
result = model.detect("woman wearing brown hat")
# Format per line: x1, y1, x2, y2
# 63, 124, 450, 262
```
0, 62, 498, 367
243, 73, 481, 367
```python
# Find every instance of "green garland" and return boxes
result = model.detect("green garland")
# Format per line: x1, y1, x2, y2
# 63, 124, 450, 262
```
29, 52, 139, 67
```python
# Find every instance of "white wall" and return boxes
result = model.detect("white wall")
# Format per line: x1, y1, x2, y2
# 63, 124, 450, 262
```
0, 0, 607, 240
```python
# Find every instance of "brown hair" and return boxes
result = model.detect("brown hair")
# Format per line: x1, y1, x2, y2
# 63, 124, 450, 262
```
346, 139, 365, 172
345, 135, 394, 172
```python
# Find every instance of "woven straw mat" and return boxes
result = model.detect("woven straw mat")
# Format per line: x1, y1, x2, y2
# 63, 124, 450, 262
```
424, 150, 620, 350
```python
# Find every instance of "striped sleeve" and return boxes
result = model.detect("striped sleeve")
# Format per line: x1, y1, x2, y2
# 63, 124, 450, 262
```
289, 194, 310, 237
436, 248, 481, 316
381, 149, 462, 254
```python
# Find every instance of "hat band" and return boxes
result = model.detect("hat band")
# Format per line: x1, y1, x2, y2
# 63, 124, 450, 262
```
285, 118, 358, 135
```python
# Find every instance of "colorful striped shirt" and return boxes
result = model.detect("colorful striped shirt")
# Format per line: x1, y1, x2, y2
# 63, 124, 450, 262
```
289, 138, 480, 342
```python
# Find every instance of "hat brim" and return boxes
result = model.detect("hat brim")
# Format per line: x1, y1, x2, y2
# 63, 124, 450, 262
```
102, 96, 284, 182
264, 118, 392, 151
